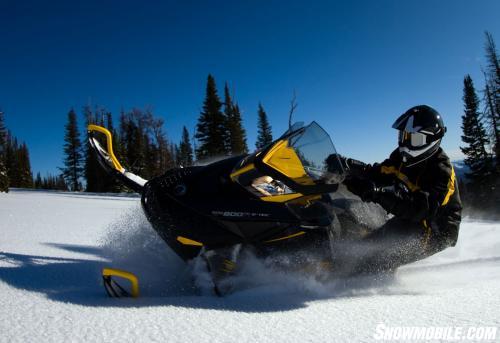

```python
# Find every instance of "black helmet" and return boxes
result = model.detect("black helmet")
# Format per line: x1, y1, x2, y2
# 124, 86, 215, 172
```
392, 105, 446, 166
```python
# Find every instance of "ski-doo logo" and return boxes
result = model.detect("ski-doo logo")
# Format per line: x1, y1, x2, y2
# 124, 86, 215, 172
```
211, 211, 271, 218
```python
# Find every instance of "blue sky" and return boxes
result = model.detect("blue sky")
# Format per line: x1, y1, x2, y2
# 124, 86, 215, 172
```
1, 0, 499, 175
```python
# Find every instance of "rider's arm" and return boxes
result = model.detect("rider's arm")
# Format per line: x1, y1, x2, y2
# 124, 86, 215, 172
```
373, 187, 430, 222
374, 160, 453, 223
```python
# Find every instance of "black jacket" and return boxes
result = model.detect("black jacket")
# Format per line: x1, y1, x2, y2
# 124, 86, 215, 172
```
351, 148, 462, 248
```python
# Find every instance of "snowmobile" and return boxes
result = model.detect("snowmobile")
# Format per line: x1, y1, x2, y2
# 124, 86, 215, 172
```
89, 122, 374, 297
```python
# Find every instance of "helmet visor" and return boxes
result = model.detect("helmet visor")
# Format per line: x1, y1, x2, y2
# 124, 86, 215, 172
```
399, 131, 427, 148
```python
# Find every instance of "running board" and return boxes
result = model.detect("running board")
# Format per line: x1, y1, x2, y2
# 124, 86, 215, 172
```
88, 125, 147, 192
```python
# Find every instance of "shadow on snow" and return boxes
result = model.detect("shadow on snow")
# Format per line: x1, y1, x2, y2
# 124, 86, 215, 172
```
0, 242, 416, 313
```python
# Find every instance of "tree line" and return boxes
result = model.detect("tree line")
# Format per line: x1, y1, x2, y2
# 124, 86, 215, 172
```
194, 75, 273, 158
460, 31, 500, 214
0, 110, 36, 192
58, 74, 274, 192
0, 74, 274, 193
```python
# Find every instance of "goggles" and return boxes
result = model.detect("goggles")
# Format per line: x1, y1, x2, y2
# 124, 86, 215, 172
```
398, 130, 427, 148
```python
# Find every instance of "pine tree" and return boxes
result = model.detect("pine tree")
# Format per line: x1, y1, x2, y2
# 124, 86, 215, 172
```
126, 109, 147, 176
83, 106, 105, 192
484, 80, 500, 163
224, 84, 248, 155
102, 111, 122, 192
0, 110, 9, 192
256, 103, 273, 149
5, 133, 20, 187
485, 32, 500, 89
483, 32, 500, 166
61, 109, 83, 191
223, 84, 248, 155
56, 174, 68, 191
223, 83, 234, 153
170, 143, 179, 168
178, 126, 194, 167
232, 104, 248, 154
118, 109, 143, 178
34, 172, 42, 189
460, 75, 491, 181
17, 142, 33, 188
195, 74, 227, 159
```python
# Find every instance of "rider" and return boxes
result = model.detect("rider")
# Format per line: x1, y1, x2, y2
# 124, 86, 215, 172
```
338, 105, 462, 273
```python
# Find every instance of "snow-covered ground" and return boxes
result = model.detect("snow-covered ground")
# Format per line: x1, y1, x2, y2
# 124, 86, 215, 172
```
1, 190, 499, 342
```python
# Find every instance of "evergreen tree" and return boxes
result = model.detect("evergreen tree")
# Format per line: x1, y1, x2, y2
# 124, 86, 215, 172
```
178, 126, 194, 167
126, 109, 147, 176
231, 104, 248, 154
83, 106, 105, 192
485, 31, 500, 89
223, 83, 248, 155
61, 109, 83, 191
195, 74, 227, 159
169, 143, 178, 168
223, 83, 233, 153
102, 111, 122, 192
34, 172, 42, 189
3, 132, 33, 189
0, 110, 8, 192
484, 80, 500, 163
460, 75, 491, 181
82, 106, 120, 192
17, 142, 33, 188
56, 174, 69, 190
256, 103, 273, 149
5, 133, 20, 187
483, 31, 500, 166
35, 173, 68, 191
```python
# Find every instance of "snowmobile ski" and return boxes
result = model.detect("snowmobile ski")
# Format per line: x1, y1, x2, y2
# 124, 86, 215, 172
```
102, 267, 140, 298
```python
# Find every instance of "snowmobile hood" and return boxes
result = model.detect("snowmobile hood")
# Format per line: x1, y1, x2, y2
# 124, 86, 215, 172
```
231, 121, 345, 200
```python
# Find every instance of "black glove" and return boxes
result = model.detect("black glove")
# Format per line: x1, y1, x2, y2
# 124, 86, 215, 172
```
344, 176, 377, 202
326, 154, 368, 175
345, 158, 369, 177
326, 153, 348, 173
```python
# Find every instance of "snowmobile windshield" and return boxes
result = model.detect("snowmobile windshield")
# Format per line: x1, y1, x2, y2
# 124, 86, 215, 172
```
231, 121, 345, 201
281, 121, 344, 184
282, 121, 305, 136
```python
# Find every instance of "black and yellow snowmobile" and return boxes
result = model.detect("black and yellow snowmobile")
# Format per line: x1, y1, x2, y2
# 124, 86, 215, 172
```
89, 122, 366, 296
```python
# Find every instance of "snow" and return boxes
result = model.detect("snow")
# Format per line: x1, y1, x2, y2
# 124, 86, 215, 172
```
1, 189, 499, 342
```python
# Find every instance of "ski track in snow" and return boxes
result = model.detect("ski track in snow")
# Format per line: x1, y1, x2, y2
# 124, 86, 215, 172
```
0, 189, 499, 342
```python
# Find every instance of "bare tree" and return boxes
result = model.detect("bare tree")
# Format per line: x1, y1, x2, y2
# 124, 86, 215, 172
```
288, 90, 298, 129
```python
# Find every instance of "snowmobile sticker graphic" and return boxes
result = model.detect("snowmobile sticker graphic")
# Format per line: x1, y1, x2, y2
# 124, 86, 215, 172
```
211, 211, 271, 218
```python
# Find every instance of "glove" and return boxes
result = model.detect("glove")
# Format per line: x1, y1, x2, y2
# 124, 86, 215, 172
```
326, 153, 348, 173
326, 154, 368, 175
345, 158, 368, 175
344, 177, 377, 202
